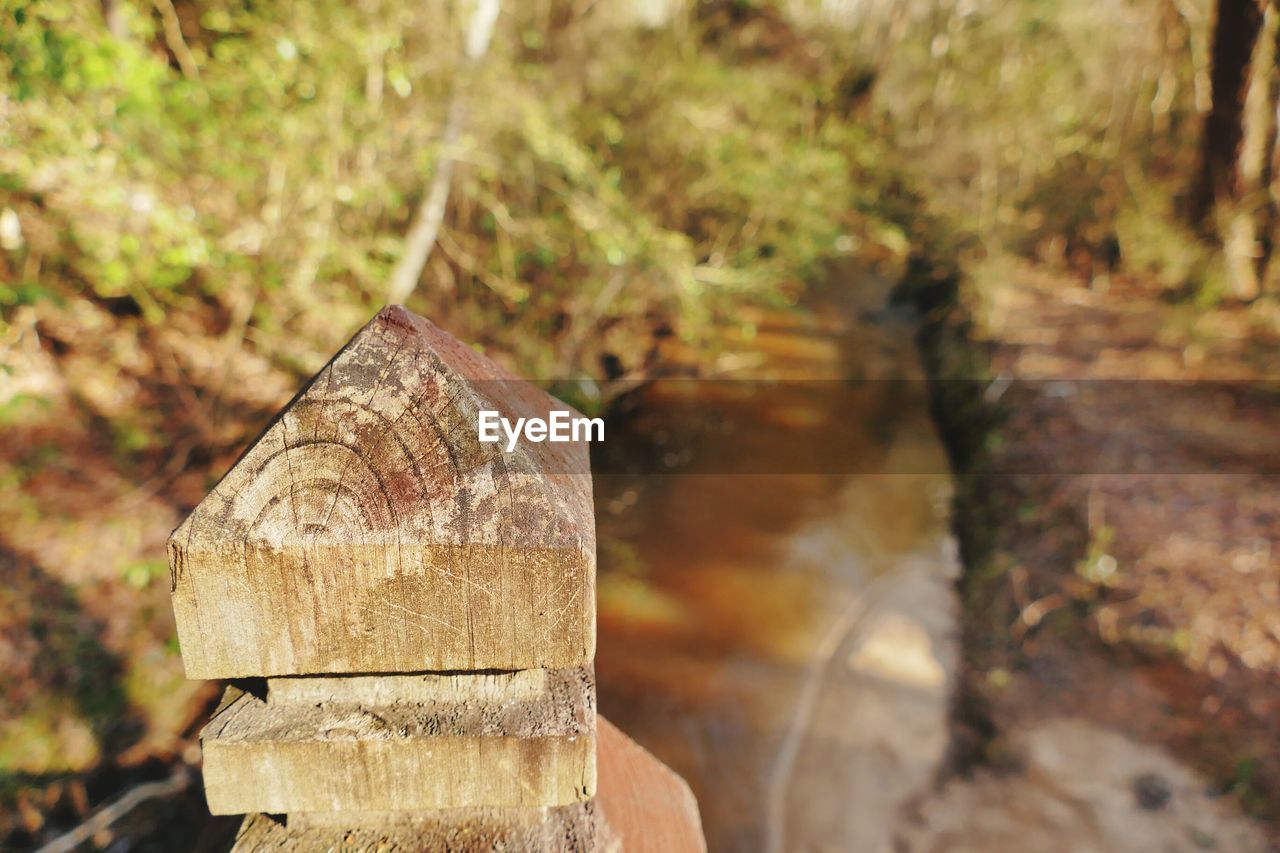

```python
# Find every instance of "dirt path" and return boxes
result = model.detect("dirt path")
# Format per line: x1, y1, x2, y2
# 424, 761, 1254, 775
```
915, 259, 1280, 847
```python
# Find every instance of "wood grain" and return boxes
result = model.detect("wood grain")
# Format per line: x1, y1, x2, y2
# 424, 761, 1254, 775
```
265, 667, 592, 712
230, 803, 614, 851
169, 306, 596, 678
202, 673, 597, 814
220, 715, 705, 851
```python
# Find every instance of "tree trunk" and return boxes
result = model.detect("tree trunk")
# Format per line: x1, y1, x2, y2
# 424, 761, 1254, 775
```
1191, 0, 1265, 227
1225, 1, 1279, 299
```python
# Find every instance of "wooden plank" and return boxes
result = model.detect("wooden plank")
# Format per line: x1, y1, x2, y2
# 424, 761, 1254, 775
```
221, 715, 704, 851
595, 716, 706, 853
230, 803, 615, 851
168, 306, 596, 678
264, 667, 593, 710
202, 673, 596, 814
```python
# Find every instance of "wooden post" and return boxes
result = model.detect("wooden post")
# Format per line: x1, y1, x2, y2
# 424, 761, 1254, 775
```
168, 306, 704, 851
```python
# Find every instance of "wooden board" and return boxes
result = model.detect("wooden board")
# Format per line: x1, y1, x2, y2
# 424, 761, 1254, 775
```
230, 803, 614, 851
222, 715, 703, 852
595, 716, 706, 853
202, 672, 596, 814
169, 306, 596, 678
264, 667, 592, 709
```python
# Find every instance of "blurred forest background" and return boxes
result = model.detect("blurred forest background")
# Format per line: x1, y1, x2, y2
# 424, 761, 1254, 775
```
2, 0, 1279, 848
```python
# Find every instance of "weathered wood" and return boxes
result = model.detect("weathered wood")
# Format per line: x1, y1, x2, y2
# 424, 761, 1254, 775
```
169, 305, 595, 678
202, 671, 596, 813
168, 307, 703, 849
264, 667, 592, 708
222, 716, 704, 851
230, 803, 614, 852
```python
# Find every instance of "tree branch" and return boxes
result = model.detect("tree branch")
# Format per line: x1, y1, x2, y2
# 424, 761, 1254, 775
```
36, 768, 193, 853
387, 0, 500, 304
153, 0, 200, 79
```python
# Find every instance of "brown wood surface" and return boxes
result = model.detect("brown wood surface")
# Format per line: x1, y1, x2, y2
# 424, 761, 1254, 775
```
222, 715, 704, 851
169, 308, 705, 849
202, 674, 596, 814
230, 803, 612, 851
593, 716, 706, 853
265, 667, 592, 710
169, 306, 595, 678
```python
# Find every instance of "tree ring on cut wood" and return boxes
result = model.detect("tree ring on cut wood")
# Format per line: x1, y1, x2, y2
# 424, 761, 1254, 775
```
169, 306, 596, 679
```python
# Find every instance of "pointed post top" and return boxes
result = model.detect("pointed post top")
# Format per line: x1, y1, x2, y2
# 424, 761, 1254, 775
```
168, 306, 596, 679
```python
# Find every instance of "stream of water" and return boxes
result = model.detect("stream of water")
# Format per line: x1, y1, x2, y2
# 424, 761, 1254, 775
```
594, 265, 960, 851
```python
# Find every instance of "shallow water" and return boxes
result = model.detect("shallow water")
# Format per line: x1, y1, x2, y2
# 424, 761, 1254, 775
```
594, 266, 960, 851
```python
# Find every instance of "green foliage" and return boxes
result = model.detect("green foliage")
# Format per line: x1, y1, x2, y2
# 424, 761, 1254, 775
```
1116, 185, 1217, 294
0, 0, 905, 378
0, 278, 59, 308
871, 0, 1211, 286
1075, 524, 1119, 588
122, 558, 168, 589
0, 392, 50, 426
